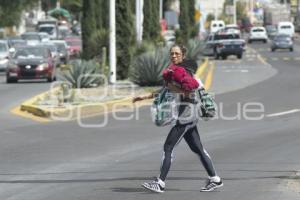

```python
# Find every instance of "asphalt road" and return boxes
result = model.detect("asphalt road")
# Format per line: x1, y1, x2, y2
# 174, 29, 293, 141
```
0, 41, 300, 200
0, 73, 53, 129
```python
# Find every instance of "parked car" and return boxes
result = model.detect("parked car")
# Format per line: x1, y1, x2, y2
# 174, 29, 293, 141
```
64, 37, 82, 58
51, 40, 69, 64
248, 27, 268, 43
270, 34, 293, 52
0, 40, 9, 71
6, 45, 56, 83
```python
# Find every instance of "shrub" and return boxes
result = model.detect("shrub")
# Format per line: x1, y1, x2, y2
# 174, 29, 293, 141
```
186, 39, 205, 61
129, 47, 170, 86
59, 60, 104, 88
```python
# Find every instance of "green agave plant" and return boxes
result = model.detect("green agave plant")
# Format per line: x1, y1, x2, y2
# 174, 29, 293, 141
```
59, 60, 104, 88
186, 39, 205, 61
129, 47, 170, 86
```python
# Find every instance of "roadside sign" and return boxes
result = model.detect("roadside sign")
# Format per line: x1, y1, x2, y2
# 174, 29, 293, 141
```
194, 10, 201, 21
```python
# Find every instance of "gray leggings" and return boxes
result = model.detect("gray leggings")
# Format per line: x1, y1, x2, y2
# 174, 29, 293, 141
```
159, 123, 217, 181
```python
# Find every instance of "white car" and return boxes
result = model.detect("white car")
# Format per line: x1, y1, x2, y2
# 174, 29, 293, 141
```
225, 24, 241, 35
248, 27, 268, 43
210, 20, 225, 33
277, 22, 295, 39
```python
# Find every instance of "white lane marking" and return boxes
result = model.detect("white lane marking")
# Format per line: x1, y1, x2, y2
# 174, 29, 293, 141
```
267, 109, 300, 117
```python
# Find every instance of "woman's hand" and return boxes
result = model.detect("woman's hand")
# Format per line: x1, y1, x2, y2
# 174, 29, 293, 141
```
132, 96, 144, 103
132, 93, 154, 103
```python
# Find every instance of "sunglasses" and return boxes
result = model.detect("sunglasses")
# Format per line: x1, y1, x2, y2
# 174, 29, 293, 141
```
170, 52, 182, 56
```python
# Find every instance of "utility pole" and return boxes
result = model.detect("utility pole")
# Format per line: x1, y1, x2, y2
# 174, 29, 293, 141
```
136, 0, 144, 45
159, 0, 163, 20
233, 0, 237, 24
216, 0, 219, 20
250, 0, 254, 24
109, 0, 116, 84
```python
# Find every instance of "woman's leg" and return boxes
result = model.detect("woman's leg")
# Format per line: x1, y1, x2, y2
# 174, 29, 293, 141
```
159, 123, 194, 181
183, 126, 217, 177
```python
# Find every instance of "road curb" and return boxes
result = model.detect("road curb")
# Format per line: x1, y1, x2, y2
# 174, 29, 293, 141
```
14, 58, 210, 122
196, 57, 209, 79
14, 87, 152, 122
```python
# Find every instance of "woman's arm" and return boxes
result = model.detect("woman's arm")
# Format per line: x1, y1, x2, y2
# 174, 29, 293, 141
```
132, 93, 154, 103
132, 88, 163, 103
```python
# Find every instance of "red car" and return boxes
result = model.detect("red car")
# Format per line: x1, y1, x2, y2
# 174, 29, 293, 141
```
64, 37, 82, 58
6, 45, 56, 83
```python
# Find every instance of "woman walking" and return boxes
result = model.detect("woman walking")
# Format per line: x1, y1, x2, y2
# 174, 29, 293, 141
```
133, 44, 223, 193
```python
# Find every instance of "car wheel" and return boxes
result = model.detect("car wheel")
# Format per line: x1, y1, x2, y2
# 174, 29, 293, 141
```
237, 54, 242, 59
290, 48, 293, 52
271, 48, 275, 52
264, 39, 267, 43
47, 76, 53, 82
6, 77, 17, 83
248, 40, 252, 44
214, 52, 219, 60
222, 55, 227, 60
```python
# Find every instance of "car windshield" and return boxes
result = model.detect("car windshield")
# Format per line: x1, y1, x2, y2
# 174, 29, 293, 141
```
39, 27, 54, 34
22, 34, 40, 41
13, 47, 47, 59
215, 34, 240, 40
225, 27, 238, 30
54, 43, 67, 52
281, 25, 291, 29
66, 40, 82, 46
10, 40, 26, 47
0, 43, 8, 52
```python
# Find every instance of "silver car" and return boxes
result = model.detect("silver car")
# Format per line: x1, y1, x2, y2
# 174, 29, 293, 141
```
271, 34, 293, 52
0, 40, 9, 71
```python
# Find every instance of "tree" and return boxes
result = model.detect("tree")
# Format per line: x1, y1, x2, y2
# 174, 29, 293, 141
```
60, 0, 82, 21
143, 0, 160, 41
222, 0, 247, 24
178, 0, 190, 44
116, 0, 136, 79
187, 0, 197, 38
81, 0, 97, 60
163, 0, 173, 16
0, 0, 38, 27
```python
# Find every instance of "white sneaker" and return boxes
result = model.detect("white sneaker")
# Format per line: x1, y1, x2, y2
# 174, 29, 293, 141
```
142, 178, 165, 193
200, 179, 223, 192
